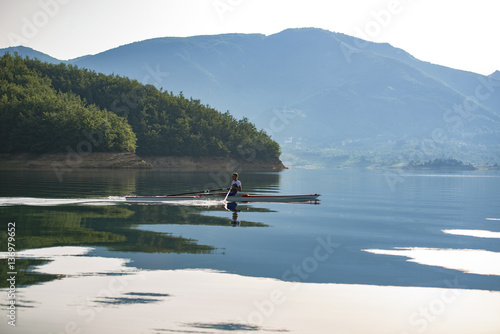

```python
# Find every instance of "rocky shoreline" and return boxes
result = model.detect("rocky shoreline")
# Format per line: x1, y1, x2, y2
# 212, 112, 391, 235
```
0, 153, 287, 171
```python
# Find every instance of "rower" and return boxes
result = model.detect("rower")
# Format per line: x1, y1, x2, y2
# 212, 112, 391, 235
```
227, 172, 242, 196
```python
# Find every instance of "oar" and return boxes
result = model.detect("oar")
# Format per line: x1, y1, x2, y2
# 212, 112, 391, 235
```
166, 188, 225, 196
223, 185, 232, 201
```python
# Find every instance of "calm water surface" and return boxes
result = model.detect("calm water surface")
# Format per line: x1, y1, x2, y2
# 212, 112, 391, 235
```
1, 168, 499, 333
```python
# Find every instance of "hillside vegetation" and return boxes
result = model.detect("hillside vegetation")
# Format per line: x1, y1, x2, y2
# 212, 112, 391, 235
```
0, 54, 280, 160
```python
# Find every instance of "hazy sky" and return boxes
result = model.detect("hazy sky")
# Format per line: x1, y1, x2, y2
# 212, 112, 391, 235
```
0, 0, 499, 75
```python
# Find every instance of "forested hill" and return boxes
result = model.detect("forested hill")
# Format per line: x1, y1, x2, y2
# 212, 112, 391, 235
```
0, 53, 280, 160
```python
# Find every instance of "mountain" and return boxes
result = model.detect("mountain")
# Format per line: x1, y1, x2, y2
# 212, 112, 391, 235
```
490, 71, 500, 80
3, 29, 499, 165
1, 46, 61, 64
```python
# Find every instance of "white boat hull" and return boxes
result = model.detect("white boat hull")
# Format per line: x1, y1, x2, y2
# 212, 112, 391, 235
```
125, 193, 320, 203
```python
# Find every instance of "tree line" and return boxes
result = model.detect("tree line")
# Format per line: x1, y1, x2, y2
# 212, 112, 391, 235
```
0, 53, 280, 160
405, 158, 476, 170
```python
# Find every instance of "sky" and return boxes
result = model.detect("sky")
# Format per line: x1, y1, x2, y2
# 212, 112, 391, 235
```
0, 0, 499, 75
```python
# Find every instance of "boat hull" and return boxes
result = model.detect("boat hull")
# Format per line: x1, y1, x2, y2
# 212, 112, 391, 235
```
125, 193, 320, 203
125, 194, 205, 201
227, 194, 320, 202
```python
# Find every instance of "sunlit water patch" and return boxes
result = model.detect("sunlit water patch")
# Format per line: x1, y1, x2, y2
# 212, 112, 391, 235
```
0, 246, 135, 276
364, 247, 500, 276
443, 229, 500, 239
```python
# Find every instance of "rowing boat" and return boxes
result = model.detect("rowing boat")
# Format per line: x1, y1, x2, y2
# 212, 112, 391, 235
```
228, 193, 320, 202
125, 193, 320, 203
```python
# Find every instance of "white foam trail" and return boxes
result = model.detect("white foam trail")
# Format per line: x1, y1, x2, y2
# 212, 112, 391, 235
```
134, 199, 226, 207
0, 196, 126, 207
0, 196, 228, 207
486, 218, 500, 221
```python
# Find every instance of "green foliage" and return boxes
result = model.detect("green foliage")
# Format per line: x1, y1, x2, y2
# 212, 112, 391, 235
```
0, 53, 280, 160
0, 54, 136, 153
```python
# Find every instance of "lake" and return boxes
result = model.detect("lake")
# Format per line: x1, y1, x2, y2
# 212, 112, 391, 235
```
1, 168, 500, 333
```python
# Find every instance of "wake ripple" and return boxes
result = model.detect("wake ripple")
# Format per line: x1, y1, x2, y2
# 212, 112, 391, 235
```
0, 196, 126, 206
0, 196, 226, 207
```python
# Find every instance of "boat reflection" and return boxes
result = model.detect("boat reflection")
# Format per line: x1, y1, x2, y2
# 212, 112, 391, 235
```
221, 197, 319, 227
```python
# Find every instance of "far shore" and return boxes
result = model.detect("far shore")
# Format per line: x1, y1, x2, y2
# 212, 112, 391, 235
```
2, 153, 497, 171
0, 152, 287, 171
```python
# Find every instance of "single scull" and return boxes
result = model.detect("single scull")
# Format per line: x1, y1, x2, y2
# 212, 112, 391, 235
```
125, 193, 320, 203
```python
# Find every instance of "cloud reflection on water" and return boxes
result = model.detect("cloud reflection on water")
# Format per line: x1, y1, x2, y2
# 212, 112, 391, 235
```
1, 246, 500, 334
442, 229, 500, 239
364, 247, 500, 276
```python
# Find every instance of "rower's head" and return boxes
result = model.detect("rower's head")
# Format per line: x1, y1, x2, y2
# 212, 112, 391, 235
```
232, 172, 238, 180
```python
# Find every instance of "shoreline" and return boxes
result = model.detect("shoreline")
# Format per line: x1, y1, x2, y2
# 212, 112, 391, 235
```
0, 153, 287, 171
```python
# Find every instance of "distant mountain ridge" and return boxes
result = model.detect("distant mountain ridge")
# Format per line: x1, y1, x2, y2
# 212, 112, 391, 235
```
490, 71, 500, 80
2, 46, 61, 64
3, 28, 499, 165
